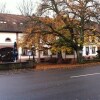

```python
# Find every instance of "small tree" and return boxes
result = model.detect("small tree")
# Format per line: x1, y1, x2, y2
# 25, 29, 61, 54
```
50, 37, 73, 63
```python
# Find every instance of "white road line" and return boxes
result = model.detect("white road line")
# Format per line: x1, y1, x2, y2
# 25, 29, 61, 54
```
70, 73, 100, 78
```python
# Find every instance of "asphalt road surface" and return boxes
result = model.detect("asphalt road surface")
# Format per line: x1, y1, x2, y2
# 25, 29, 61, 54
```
0, 65, 100, 100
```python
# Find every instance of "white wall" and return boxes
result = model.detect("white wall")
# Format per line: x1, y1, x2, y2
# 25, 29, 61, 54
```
0, 32, 16, 43
83, 45, 98, 57
0, 32, 24, 59
0, 32, 19, 61
18, 33, 24, 40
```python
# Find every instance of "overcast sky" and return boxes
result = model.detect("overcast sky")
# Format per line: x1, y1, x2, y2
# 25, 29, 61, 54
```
0, 0, 40, 15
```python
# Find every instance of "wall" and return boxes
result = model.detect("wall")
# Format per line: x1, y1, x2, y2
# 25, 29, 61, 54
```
0, 32, 17, 47
83, 45, 98, 57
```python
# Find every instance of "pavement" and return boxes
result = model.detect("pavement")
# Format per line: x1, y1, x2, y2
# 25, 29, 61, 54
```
0, 62, 100, 75
36, 62, 100, 70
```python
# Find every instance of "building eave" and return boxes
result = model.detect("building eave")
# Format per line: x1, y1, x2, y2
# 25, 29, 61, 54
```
0, 30, 23, 33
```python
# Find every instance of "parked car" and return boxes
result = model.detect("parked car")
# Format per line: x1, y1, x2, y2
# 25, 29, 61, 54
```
0, 47, 14, 62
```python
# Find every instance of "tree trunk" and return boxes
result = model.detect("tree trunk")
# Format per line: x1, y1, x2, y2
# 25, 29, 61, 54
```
32, 51, 35, 62
76, 49, 83, 64
57, 51, 63, 64
37, 49, 41, 63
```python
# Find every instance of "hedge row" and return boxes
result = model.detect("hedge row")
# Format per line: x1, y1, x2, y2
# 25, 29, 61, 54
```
0, 61, 36, 70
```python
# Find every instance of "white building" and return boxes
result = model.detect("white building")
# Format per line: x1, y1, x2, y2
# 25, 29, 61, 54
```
0, 13, 99, 62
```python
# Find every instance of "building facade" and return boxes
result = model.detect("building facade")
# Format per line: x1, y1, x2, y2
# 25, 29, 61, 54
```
0, 13, 99, 62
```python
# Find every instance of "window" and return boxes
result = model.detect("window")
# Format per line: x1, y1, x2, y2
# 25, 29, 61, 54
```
5, 38, 11, 42
43, 49, 48, 56
22, 48, 32, 56
86, 47, 89, 55
22, 48, 27, 56
92, 47, 96, 54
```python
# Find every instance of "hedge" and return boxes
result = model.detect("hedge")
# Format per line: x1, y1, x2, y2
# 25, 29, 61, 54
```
0, 61, 36, 70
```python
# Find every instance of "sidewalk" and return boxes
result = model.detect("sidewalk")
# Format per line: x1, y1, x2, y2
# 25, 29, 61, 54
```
36, 62, 100, 70
0, 62, 100, 75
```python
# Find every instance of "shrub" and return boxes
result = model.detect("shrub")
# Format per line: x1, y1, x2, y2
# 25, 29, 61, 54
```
48, 57, 58, 63
97, 50, 100, 59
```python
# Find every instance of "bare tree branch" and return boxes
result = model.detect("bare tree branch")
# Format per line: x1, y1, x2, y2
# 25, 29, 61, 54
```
17, 0, 34, 16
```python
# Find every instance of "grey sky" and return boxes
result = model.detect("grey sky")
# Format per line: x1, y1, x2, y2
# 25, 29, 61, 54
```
0, 0, 40, 15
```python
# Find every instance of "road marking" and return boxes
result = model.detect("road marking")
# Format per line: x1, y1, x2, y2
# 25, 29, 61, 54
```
70, 73, 100, 78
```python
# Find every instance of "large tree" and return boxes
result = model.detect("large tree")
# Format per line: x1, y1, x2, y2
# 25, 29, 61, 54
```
33, 0, 100, 63
20, 0, 100, 63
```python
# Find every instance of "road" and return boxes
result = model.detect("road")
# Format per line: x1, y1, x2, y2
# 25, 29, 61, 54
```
0, 65, 100, 100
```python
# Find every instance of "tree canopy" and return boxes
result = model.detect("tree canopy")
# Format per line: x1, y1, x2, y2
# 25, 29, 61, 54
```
21, 0, 100, 63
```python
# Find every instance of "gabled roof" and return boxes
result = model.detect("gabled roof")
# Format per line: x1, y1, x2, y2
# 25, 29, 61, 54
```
0, 13, 27, 33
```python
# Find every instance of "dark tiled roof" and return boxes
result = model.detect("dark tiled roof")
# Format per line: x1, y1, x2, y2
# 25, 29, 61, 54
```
0, 13, 27, 33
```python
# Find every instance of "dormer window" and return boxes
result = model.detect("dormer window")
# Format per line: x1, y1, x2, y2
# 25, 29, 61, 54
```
13, 22, 16, 24
20, 23, 23, 25
5, 38, 11, 42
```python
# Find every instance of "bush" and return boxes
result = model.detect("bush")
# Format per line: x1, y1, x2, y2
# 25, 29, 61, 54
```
63, 58, 72, 64
97, 50, 100, 58
48, 57, 58, 63
0, 61, 36, 70
47, 58, 73, 64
